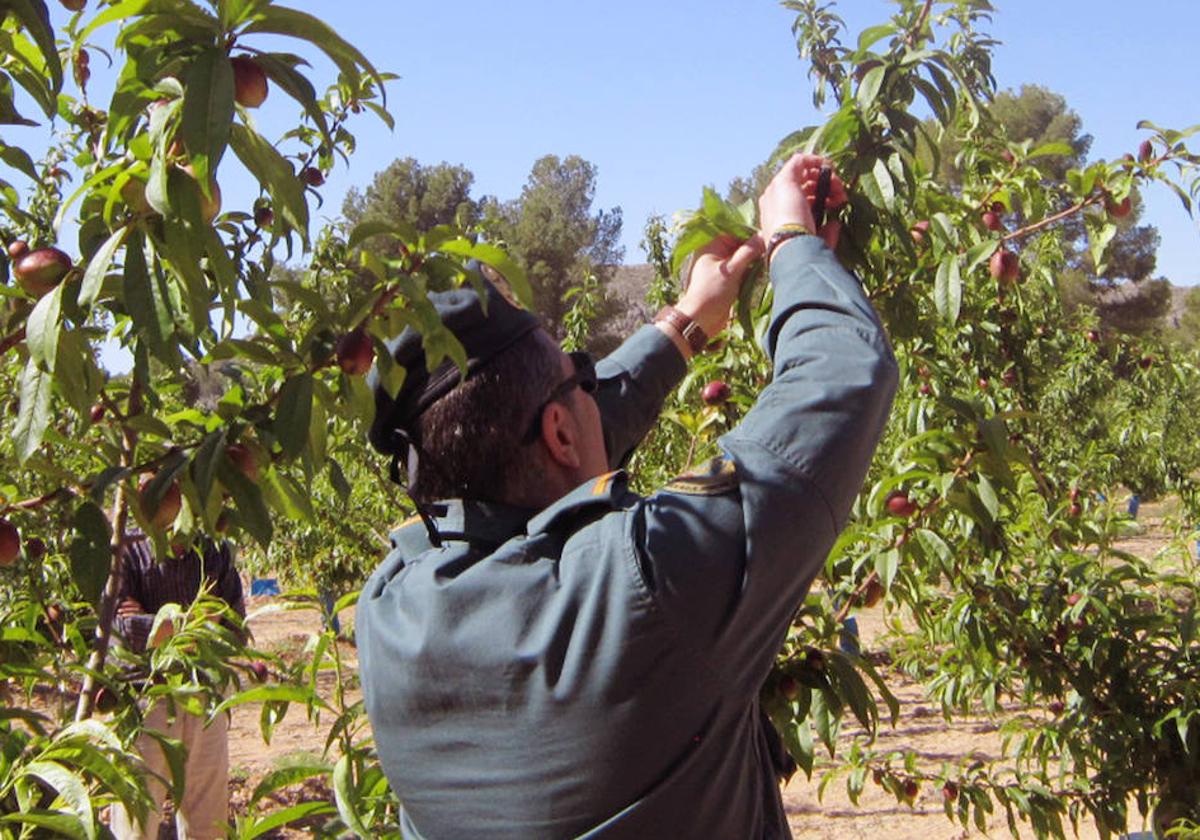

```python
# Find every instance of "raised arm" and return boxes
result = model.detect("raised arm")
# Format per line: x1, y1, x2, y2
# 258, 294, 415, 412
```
634, 155, 897, 687
594, 229, 764, 468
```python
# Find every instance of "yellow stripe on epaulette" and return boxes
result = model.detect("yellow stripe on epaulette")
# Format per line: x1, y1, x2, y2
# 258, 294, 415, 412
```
666, 456, 739, 496
592, 471, 618, 496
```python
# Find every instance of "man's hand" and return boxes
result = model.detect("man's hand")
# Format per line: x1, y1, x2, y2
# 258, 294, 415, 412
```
674, 234, 764, 341
117, 597, 144, 617
759, 153, 847, 250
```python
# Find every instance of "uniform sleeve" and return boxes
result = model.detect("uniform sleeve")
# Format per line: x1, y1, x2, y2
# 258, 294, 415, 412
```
634, 235, 897, 692
594, 325, 687, 469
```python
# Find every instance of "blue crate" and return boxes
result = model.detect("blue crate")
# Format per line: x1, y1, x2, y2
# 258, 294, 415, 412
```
250, 577, 280, 597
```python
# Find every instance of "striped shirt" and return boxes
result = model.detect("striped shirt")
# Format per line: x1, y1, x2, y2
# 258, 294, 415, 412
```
114, 535, 245, 653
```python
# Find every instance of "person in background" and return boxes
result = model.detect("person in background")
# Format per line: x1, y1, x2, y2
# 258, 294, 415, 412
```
108, 534, 244, 840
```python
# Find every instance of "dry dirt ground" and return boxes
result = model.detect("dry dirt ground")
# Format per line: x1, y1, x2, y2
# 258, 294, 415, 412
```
221, 498, 1187, 839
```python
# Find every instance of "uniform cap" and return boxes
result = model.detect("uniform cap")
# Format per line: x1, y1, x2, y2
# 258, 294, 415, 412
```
368, 278, 540, 456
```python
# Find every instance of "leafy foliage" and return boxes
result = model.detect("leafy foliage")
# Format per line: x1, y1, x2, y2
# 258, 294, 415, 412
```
635, 1, 1200, 836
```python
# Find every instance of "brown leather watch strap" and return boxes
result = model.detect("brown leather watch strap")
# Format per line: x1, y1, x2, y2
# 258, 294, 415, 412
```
654, 305, 708, 355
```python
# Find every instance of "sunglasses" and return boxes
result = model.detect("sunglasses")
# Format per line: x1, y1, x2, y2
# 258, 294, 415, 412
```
523, 351, 598, 444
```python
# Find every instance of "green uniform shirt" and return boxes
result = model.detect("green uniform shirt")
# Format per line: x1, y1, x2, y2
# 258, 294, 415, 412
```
359, 235, 898, 838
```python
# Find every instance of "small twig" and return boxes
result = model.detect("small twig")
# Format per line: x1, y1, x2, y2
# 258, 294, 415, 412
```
905, 0, 935, 48
1001, 193, 1104, 243
0, 326, 26, 356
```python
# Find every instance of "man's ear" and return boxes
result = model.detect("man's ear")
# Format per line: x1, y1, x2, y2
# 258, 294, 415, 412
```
539, 402, 582, 469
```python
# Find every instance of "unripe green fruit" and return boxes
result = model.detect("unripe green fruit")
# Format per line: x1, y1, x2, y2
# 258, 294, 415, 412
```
120, 178, 153, 214
13, 247, 72, 296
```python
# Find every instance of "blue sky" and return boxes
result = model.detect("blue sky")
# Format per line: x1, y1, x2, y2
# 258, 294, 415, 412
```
27, 0, 1200, 284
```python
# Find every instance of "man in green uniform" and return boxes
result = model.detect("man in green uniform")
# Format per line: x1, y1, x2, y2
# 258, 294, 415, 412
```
358, 154, 897, 838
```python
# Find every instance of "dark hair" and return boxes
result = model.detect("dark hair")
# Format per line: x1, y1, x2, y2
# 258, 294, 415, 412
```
410, 330, 560, 505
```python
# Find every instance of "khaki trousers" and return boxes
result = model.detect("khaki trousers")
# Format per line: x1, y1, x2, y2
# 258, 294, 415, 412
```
110, 703, 231, 840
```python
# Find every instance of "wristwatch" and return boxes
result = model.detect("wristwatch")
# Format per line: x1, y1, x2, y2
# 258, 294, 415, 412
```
764, 223, 813, 265
654, 305, 708, 356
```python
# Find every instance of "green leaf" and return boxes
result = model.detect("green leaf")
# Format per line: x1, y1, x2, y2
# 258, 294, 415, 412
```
211, 683, 323, 717
855, 64, 886, 112
934, 256, 962, 324
78, 226, 129, 309
4, 0, 62, 100
1085, 215, 1118, 275
273, 373, 313, 458
78, 0, 151, 42
181, 48, 235, 191
974, 474, 999, 522
122, 233, 176, 362
190, 431, 227, 507
13, 358, 52, 462
23, 760, 92, 833
856, 23, 896, 51
314, 462, 347, 511
68, 502, 112, 608
235, 802, 337, 839
826, 652, 876, 731
0, 811, 88, 839
858, 164, 892, 212
0, 140, 38, 180
249, 763, 330, 808
242, 5, 384, 99
229, 124, 309, 243
963, 238, 999, 275
216, 458, 272, 548
26, 282, 63, 373
251, 51, 331, 148
437, 239, 531, 309
1027, 141, 1075, 160
333, 753, 371, 838
347, 218, 418, 251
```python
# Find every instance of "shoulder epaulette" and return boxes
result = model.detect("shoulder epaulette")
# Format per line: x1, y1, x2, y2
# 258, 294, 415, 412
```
665, 455, 739, 496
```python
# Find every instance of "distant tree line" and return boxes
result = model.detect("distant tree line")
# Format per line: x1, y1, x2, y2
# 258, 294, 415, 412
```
342, 154, 627, 351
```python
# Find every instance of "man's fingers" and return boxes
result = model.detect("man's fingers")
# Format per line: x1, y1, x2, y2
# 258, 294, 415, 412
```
724, 235, 764, 280
819, 220, 842, 250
